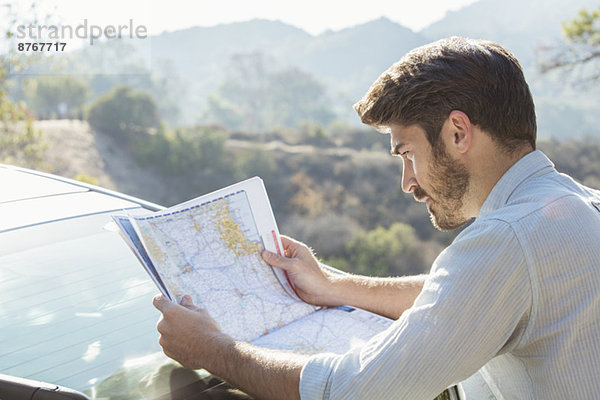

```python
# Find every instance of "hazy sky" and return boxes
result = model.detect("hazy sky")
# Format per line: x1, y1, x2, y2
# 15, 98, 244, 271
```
19, 0, 479, 35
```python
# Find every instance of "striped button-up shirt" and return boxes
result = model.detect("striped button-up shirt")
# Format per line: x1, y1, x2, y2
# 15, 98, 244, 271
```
300, 150, 600, 399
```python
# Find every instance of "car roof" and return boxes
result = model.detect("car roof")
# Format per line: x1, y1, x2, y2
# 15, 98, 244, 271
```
0, 164, 163, 233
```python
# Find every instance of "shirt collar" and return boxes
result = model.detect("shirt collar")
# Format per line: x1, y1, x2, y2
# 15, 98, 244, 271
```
477, 150, 555, 218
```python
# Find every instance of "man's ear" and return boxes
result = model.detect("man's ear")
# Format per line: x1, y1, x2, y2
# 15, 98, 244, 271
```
446, 110, 472, 154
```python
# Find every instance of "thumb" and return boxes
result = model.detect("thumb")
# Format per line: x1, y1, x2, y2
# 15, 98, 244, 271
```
179, 295, 201, 311
262, 249, 296, 272
153, 293, 173, 313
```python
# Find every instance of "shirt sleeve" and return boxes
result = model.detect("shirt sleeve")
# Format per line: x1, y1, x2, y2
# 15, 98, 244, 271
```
299, 219, 532, 400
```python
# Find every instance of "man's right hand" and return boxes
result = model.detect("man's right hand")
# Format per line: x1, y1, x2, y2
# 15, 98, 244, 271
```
262, 235, 343, 307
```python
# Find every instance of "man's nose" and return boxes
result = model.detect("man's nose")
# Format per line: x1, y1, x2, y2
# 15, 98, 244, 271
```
402, 165, 418, 194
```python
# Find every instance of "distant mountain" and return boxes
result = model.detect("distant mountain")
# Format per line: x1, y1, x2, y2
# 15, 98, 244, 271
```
145, 17, 428, 124
288, 18, 428, 100
150, 19, 311, 80
421, 0, 600, 139
146, 19, 314, 122
61, 2, 600, 139
421, 0, 599, 67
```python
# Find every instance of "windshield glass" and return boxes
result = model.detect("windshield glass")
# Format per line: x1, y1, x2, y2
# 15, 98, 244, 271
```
0, 211, 187, 397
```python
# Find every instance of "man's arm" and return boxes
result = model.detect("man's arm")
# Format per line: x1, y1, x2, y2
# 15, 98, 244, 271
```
262, 236, 427, 320
153, 294, 308, 400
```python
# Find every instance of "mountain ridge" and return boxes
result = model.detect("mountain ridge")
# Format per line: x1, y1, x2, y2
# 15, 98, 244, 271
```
61, 1, 600, 139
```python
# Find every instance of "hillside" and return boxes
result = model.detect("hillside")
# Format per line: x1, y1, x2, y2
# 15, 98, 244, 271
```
36, 120, 389, 206
31, 119, 600, 278
33, 118, 446, 277
36, 120, 167, 204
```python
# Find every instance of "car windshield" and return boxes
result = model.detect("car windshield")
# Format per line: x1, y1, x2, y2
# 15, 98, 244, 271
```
0, 210, 189, 397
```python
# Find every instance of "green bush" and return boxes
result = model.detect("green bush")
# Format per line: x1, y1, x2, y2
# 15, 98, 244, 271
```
0, 70, 48, 169
133, 124, 230, 176
234, 147, 277, 181
24, 75, 90, 119
88, 86, 159, 142
343, 223, 424, 277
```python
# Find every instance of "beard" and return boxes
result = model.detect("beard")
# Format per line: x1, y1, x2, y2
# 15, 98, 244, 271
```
415, 143, 471, 231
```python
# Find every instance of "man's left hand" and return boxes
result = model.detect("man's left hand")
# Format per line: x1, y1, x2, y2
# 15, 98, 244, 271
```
153, 294, 232, 370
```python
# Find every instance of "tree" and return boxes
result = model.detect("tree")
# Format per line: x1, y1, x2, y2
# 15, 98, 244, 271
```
0, 2, 48, 169
87, 85, 159, 141
24, 75, 90, 119
539, 6, 600, 83
233, 146, 277, 181
203, 94, 244, 130
202, 52, 335, 131
0, 69, 48, 168
168, 125, 230, 175
133, 124, 230, 176
343, 223, 424, 277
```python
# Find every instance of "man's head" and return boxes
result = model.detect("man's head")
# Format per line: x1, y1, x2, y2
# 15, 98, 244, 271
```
354, 37, 536, 230
354, 36, 536, 152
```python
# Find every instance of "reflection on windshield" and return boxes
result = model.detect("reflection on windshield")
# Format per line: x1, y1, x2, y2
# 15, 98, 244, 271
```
0, 214, 161, 392
1, 212, 257, 399
88, 353, 253, 400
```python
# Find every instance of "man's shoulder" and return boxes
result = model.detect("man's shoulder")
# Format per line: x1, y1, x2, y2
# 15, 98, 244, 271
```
483, 170, 599, 226
466, 173, 600, 265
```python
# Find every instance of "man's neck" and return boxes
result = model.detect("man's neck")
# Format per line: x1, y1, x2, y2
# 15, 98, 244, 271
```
464, 144, 534, 219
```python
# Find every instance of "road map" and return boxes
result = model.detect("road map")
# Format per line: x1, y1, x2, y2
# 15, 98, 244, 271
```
114, 177, 392, 354
252, 307, 393, 355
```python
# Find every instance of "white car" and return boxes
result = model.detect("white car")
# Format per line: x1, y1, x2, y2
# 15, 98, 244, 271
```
0, 164, 254, 399
0, 164, 491, 400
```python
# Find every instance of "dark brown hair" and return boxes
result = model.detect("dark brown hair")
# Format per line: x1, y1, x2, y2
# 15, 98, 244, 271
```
354, 37, 536, 151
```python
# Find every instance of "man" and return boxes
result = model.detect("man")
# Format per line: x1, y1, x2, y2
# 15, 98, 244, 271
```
153, 37, 600, 399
